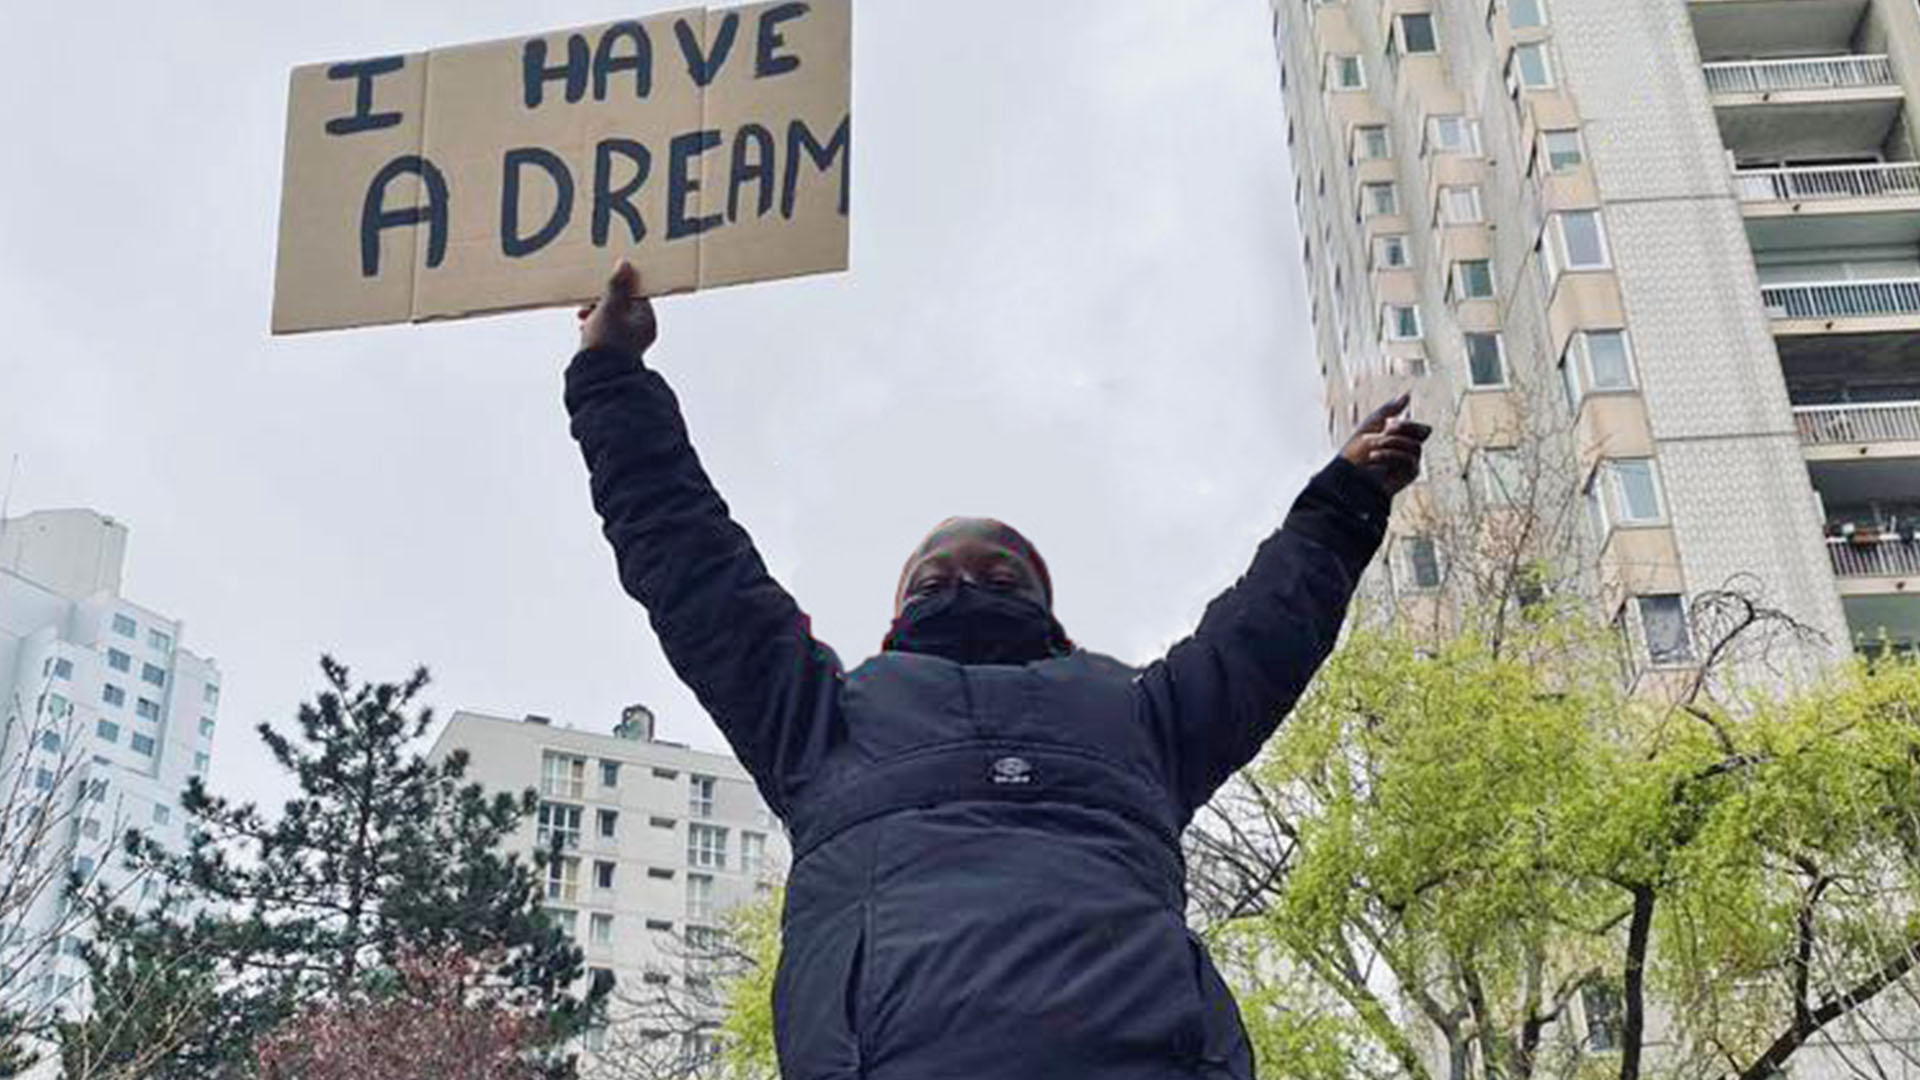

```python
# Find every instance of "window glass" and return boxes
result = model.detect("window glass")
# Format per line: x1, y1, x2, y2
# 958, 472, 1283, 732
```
97, 719, 121, 743
148, 630, 172, 653
1585, 331, 1633, 389
1375, 235, 1410, 268
1441, 186, 1483, 223
1405, 538, 1443, 589
1358, 125, 1391, 159
1333, 55, 1365, 88
599, 761, 620, 787
1465, 333, 1507, 387
1510, 0, 1547, 29
112, 615, 136, 638
1387, 305, 1422, 340
1366, 183, 1399, 216
1611, 460, 1662, 523
1560, 211, 1607, 268
1514, 44, 1553, 88
1401, 13, 1438, 54
1458, 260, 1495, 299
108, 649, 131, 673
1639, 596, 1694, 665
1482, 450, 1525, 505
131, 734, 156, 756
135, 699, 161, 721
141, 664, 167, 688
1544, 130, 1584, 171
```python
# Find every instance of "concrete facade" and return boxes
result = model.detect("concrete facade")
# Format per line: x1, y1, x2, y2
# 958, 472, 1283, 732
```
0, 509, 221, 1016
427, 707, 788, 1062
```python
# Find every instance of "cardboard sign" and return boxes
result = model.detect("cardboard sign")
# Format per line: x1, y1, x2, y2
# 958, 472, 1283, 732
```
271, 0, 850, 335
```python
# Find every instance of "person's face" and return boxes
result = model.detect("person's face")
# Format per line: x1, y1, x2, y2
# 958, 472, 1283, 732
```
895, 521, 1049, 618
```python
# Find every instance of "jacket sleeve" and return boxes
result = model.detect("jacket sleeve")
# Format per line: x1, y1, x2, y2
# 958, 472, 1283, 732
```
1135, 456, 1391, 817
565, 346, 842, 817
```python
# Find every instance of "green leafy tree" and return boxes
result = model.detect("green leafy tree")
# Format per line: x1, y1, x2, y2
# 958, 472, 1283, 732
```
1192, 597, 1920, 1080
66, 657, 605, 1078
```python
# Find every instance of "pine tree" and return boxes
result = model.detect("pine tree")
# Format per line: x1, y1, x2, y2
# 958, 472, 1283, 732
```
67, 657, 604, 1078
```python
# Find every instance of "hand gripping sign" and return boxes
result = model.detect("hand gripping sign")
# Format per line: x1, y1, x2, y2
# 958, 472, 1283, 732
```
271, 0, 850, 334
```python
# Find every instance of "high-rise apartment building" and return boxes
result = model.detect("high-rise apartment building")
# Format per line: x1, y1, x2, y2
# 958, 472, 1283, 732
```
0, 510, 222, 1014
1270, 0, 1920, 670
428, 706, 788, 1064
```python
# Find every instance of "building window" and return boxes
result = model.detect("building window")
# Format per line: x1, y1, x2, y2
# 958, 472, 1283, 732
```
1479, 449, 1525, 506
1510, 0, 1548, 29
97, 719, 120, 743
33, 768, 54, 792
1454, 259, 1495, 301
80, 818, 102, 841
1402, 537, 1444, 590
599, 760, 620, 788
107, 649, 131, 673
101, 684, 125, 708
141, 664, 167, 688
1464, 332, 1507, 388
589, 913, 613, 946
1583, 984, 1622, 1052
1543, 129, 1584, 172
1543, 210, 1605, 276
86, 778, 108, 803
1401, 355, 1431, 378
1427, 115, 1480, 156
687, 824, 728, 870
135, 699, 161, 722
541, 753, 586, 799
1398, 13, 1439, 55
686, 874, 714, 922
597, 808, 619, 840
1373, 235, 1410, 269
1510, 43, 1554, 90
1384, 304, 1423, 341
198, 717, 215, 739
130, 734, 156, 757
148, 630, 172, 653
1329, 54, 1366, 90
688, 775, 716, 818
645, 918, 673, 932
203, 683, 219, 706
546, 858, 580, 903
111, 615, 136, 638
1438, 185, 1484, 224
648, 867, 676, 880
650, 815, 677, 830
1638, 595, 1694, 666
594, 860, 616, 891
1363, 182, 1399, 217
153, 804, 170, 825
538, 803, 583, 850
742, 832, 768, 877
193, 751, 209, 773
1563, 330, 1636, 407
1591, 459, 1665, 527
74, 855, 96, 879
44, 693, 70, 720
52, 658, 74, 680
1355, 124, 1391, 161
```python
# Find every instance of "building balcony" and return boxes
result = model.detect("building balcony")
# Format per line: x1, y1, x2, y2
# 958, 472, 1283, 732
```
1795, 401, 1920, 446
1828, 534, 1920, 578
1691, 0, 1874, 64
1707, 55, 1903, 162
1762, 278, 1920, 331
1704, 54, 1893, 95
1737, 161, 1920, 202
1739, 163, 1920, 250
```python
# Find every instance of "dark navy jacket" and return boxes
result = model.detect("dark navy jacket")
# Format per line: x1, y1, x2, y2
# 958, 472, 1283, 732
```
566, 347, 1391, 1079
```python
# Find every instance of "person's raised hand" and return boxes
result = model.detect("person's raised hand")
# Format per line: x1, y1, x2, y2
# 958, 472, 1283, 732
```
577, 259, 659, 361
1340, 394, 1431, 496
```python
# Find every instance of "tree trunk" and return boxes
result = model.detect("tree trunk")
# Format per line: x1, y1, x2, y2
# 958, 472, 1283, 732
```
1618, 885, 1655, 1080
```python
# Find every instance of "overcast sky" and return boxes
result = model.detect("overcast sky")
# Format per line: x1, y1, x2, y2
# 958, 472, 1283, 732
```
0, 0, 1326, 812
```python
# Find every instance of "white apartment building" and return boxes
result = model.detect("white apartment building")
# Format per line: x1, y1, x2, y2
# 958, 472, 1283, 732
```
0, 510, 222, 1015
428, 706, 788, 1063
1271, 0, 1920, 671
1270, 0, 1920, 1073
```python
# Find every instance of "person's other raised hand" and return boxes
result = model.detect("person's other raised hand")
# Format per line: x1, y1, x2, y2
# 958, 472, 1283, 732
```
577, 259, 659, 360
1340, 394, 1431, 496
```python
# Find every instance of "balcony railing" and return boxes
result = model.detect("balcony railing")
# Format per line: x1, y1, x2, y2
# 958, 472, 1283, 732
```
1829, 536, 1920, 577
1761, 279, 1920, 319
1736, 162, 1920, 202
1704, 54, 1894, 95
1794, 401, 1920, 444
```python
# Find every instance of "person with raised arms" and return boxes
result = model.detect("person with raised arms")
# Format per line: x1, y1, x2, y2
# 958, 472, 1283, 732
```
565, 261, 1429, 1080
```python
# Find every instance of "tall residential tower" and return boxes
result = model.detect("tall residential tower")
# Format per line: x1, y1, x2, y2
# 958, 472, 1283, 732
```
1271, 0, 1920, 667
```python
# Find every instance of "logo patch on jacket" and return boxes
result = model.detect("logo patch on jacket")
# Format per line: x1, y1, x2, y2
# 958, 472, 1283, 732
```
990, 756, 1033, 785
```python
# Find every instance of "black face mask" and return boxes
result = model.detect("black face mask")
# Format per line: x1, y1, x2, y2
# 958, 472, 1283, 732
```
883, 583, 1071, 666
